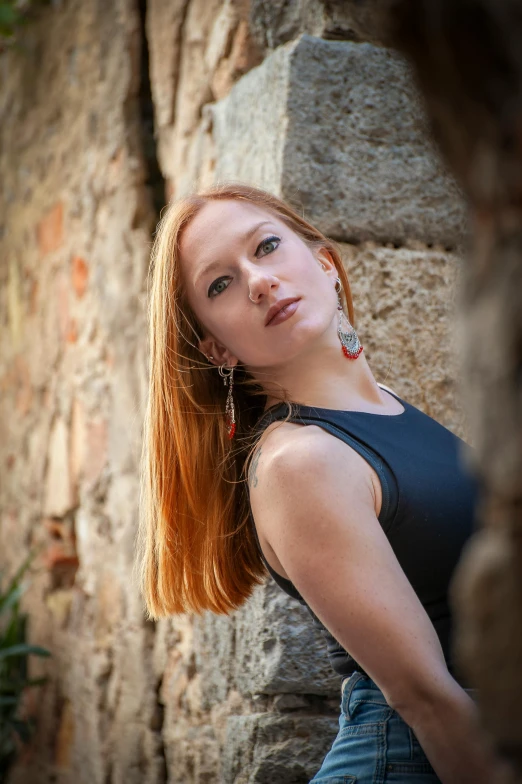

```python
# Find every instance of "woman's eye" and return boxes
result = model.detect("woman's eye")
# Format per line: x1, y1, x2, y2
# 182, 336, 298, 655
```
207, 236, 280, 297
257, 236, 281, 256
208, 277, 231, 298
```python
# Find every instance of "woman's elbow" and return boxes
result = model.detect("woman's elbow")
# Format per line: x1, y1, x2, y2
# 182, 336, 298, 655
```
387, 667, 464, 725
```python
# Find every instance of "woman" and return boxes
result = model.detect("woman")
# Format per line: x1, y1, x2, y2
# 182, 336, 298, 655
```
137, 182, 498, 783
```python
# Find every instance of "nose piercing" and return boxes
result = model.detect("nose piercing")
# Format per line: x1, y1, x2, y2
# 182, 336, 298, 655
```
249, 292, 256, 303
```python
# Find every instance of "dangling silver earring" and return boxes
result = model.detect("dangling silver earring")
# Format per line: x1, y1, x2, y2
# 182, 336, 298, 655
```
336, 278, 363, 359
218, 364, 236, 439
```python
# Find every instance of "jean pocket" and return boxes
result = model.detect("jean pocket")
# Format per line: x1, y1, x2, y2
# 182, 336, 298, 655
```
385, 760, 437, 774
385, 713, 438, 781
311, 778, 357, 783
342, 695, 392, 725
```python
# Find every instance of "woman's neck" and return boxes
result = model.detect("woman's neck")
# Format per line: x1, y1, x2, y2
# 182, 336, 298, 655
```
253, 333, 394, 414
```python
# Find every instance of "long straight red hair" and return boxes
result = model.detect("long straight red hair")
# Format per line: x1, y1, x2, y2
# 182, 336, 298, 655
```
136, 183, 357, 618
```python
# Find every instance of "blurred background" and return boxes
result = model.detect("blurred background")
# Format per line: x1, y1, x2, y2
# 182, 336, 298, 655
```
0, 1, 472, 782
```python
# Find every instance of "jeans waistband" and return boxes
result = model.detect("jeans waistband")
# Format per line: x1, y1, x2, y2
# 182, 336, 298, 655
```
341, 671, 479, 701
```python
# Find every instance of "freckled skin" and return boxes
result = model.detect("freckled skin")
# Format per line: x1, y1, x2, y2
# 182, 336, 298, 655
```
179, 199, 340, 374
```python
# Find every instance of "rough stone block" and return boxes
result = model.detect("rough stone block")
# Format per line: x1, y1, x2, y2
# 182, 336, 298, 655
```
56, 270, 71, 343
43, 416, 73, 517
211, 35, 467, 245
84, 418, 108, 484
249, 0, 325, 50
223, 713, 338, 783
210, 42, 290, 195
14, 355, 32, 415
37, 202, 63, 255
249, 0, 390, 50
194, 580, 341, 706
341, 242, 468, 439
69, 396, 85, 495
55, 699, 75, 768
71, 255, 89, 297
147, 0, 189, 130
8, 258, 23, 350
193, 611, 236, 708
163, 716, 220, 784
235, 581, 340, 697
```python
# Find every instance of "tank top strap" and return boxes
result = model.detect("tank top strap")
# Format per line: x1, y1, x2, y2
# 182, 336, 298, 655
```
254, 400, 399, 532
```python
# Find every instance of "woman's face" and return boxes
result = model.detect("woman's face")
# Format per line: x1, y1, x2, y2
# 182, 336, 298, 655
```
179, 199, 339, 369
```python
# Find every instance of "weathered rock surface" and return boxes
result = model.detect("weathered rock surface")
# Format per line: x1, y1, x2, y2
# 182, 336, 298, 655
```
147, 0, 262, 199
211, 35, 467, 245
341, 241, 469, 440
0, 2, 161, 782
0, 2, 470, 783
249, 0, 390, 50
195, 581, 341, 707
224, 714, 339, 784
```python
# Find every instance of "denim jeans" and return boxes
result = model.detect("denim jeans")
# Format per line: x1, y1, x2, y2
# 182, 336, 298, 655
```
310, 670, 478, 783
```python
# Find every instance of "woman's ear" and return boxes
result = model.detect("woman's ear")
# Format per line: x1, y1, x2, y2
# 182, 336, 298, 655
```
199, 335, 239, 368
316, 248, 337, 278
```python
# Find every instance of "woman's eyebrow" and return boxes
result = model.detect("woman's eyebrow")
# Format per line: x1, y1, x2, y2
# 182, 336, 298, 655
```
193, 220, 275, 286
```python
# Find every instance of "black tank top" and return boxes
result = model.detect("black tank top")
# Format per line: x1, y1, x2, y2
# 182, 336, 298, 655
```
250, 386, 480, 688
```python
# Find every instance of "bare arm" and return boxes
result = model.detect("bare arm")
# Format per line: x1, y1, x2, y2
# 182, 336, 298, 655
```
250, 424, 498, 784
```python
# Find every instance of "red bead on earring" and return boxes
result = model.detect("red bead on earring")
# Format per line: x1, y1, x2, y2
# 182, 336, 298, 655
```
341, 342, 364, 359
336, 278, 363, 359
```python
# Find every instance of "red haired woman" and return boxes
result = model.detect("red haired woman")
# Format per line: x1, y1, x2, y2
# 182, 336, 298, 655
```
137, 183, 497, 782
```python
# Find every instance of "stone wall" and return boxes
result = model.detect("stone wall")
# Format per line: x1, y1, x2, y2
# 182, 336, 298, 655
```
0, 1, 467, 782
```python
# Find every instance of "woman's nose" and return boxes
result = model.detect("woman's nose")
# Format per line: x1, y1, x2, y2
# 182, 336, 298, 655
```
247, 271, 280, 303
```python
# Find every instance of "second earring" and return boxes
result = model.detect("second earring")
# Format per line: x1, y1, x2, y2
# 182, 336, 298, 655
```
218, 364, 236, 439
336, 279, 363, 359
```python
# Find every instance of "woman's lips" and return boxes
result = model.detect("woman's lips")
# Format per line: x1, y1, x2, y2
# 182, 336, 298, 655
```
266, 299, 300, 326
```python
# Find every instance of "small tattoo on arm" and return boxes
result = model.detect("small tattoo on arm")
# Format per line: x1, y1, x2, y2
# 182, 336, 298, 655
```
249, 447, 262, 489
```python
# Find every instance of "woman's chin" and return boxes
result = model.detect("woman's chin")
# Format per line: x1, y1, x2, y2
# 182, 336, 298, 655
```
242, 322, 334, 371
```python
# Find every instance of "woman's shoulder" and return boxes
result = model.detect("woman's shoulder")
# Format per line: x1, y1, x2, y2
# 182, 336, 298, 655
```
256, 415, 327, 453
248, 416, 373, 495
248, 412, 378, 550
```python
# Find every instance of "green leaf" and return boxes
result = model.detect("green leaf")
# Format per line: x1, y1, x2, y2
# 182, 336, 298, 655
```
0, 644, 50, 660
0, 549, 51, 771
0, 672, 30, 690
10, 719, 32, 744
0, 584, 24, 616
1, 549, 39, 601
0, 6, 19, 27
0, 695, 17, 706
2, 613, 25, 647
